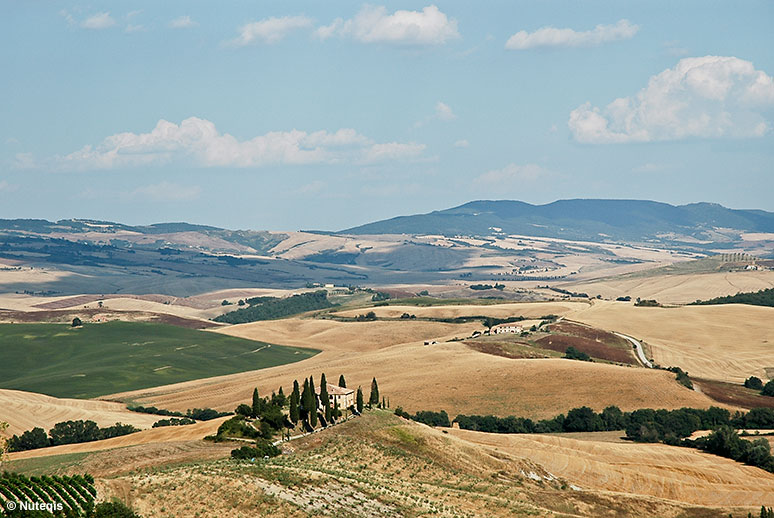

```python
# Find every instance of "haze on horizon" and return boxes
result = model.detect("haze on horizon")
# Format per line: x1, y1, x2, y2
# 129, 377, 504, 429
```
1, 1, 773, 231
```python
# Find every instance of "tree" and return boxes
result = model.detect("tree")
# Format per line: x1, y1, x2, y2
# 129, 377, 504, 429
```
308, 376, 318, 427
252, 388, 262, 417
763, 380, 774, 397
235, 404, 252, 417
320, 373, 332, 423
72, 317, 82, 327
745, 376, 764, 391
300, 379, 311, 421
290, 380, 300, 423
356, 386, 364, 413
338, 374, 346, 388
369, 377, 380, 408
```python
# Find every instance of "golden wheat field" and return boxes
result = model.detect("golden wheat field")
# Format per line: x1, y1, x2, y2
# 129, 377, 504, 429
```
331, 301, 588, 320
6, 417, 227, 460
564, 270, 774, 305
107, 317, 726, 422
569, 301, 774, 382
0, 389, 160, 435
448, 427, 774, 507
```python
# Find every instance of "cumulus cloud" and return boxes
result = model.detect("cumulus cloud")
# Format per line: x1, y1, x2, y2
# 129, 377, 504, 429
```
169, 16, 197, 29
41, 117, 424, 171
130, 182, 201, 202
125, 24, 146, 34
229, 16, 313, 46
316, 5, 459, 46
569, 56, 774, 143
81, 12, 116, 30
474, 164, 553, 185
453, 139, 469, 148
505, 19, 637, 50
435, 102, 456, 121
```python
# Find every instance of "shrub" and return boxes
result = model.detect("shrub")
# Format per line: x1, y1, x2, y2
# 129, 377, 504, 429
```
231, 440, 281, 460
744, 376, 765, 390
763, 380, 774, 397
564, 347, 592, 362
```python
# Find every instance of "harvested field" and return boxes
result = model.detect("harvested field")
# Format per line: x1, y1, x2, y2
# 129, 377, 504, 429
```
464, 339, 554, 359
564, 270, 774, 305
332, 301, 588, 320
7, 417, 228, 460
449, 427, 774, 507
693, 378, 774, 409
535, 335, 637, 364
0, 389, 159, 435
209, 317, 480, 353
569, 301, 774, 383
107, 329, 726, 422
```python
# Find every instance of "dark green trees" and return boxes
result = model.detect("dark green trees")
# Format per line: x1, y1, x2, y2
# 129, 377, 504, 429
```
290, 380, 300, 423
338, 374, 346, 388
745, 376, 764, 390
356, 386, 364, 413
252, 388, 261, 417
762, 380, 774, 397
308, 376, 318, 427
320, 373, 332, 423
369, 377, 380, 408
72, 317, 82, 327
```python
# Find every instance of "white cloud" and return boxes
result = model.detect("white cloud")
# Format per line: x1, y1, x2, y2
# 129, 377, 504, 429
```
130, 182, 201, 202
229, 16, 313, 46
505, 19, 637, 50
435, 102, 456, 121
125, 24, 145, 34
453, 139, 469, 148
474, 164, 553, 185
569, 56, 774, 143
40, 117, 424, 171
81, 12, 116, 30
169, 16, 197, 29
316, 5, 459, 46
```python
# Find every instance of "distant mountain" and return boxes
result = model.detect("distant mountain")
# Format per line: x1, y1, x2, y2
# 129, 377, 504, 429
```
340, 199, 774, 243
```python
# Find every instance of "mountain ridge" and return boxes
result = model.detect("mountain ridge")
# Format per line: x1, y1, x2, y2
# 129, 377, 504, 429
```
339, 199, 774, 243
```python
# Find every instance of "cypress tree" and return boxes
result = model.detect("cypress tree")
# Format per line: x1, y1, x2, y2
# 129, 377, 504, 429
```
309, 376, 318, 427
320, 374, 332, 423
251, 388, 260, 418
356, 386, 364, 413
369, 377, 379, 408
290, 389, 299, 424
338, 375, 346, 388
300, 378, 310, 421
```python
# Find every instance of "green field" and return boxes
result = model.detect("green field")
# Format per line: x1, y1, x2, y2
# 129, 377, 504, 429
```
0, 322, 318, 399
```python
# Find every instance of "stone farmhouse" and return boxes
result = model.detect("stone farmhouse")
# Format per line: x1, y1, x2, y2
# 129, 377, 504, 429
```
315, 383, 355, 409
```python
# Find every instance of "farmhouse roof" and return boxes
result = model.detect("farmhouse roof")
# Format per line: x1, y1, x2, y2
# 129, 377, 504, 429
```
315, 383, 354, 396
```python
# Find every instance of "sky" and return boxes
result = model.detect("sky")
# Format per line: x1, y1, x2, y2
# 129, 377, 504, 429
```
1, 1, 773, 231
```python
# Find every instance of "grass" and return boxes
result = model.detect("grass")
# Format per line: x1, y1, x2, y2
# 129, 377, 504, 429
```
2, 451, 90, 475
0, 322, 319, 399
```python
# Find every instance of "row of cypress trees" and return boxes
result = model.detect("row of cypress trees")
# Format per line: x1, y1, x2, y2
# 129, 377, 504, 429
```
284, 374, 383, 429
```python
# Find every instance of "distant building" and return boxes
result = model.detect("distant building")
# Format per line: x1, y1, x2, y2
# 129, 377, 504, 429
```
423, 340, 438, 346
315, 383, 355, 409
492, 324, 523, 334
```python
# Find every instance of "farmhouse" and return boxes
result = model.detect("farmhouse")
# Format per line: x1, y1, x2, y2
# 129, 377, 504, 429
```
315, 383, 355, 409
493, 324, 523, 334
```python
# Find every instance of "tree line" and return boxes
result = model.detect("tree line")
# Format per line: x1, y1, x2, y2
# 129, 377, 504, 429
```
7, 420, 139, 453
214, 290, 334, 324
691, 287, 774, 308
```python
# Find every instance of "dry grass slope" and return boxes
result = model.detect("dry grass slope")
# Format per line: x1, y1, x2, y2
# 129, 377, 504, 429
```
569, 301, 774, 383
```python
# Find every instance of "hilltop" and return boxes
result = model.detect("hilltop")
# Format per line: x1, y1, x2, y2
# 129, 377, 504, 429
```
342, 199, 774, 244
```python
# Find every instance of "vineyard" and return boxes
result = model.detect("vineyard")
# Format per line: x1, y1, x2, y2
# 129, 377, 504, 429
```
0, 472, 95, 516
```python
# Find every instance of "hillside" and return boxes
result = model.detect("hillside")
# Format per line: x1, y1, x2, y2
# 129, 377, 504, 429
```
342, 199, 774, 244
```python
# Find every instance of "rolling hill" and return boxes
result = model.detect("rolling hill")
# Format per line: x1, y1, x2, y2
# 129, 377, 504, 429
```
341, 199, 774, 243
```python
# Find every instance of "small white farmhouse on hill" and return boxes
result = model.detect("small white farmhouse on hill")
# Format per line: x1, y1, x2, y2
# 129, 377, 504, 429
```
315, 383, 355, 409
492, 324, 523, 334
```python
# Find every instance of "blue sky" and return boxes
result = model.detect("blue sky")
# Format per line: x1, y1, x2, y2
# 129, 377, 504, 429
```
1, 1, 773, 230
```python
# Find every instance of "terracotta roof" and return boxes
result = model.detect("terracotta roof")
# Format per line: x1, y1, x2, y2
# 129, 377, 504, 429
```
315, 383, 354, 396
